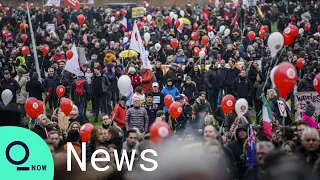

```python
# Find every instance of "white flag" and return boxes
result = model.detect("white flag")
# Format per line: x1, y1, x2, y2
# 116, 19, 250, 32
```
129, 21, 152, 70
64, 43, 81, 75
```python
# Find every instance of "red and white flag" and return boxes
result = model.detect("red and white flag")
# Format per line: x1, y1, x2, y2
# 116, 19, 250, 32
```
64, 43, 81, 75
231, 13, 239, 28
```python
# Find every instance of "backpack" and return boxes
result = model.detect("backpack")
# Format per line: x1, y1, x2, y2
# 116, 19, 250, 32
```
75, 80, 86, 96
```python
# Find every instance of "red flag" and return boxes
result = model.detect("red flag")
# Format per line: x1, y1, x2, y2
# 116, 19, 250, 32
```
63, 0, 81, 10
231, 13, 239, 28
203, 8, 209, 19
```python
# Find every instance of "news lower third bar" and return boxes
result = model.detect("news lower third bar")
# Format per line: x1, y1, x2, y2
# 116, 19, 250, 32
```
17, 167, 30, 171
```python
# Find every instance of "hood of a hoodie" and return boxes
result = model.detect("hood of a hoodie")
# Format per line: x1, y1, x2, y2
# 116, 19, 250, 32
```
235, 123, 248, 142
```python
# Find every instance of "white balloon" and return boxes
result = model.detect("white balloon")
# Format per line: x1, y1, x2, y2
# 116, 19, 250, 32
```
270, 65, 278, 88
299, 28, 304, 35
145, 3, 149, 7
144, 32, 150, 42
1, 89, 12, 106
208, 32, 214, 39
173, 14, 178, 20
219, 25, 226, 33
155, 43, 161, 51
268, 32, 284, 58
199, 51, 205, 59
110, 16, 115, 23
123, 37, 128, 43
224, 28, 231, 36
235, 98, 249, 117
118, 75, 132, 95
169, 12, 175, 19
147, 14, 152, 22
180, 10, 185, 17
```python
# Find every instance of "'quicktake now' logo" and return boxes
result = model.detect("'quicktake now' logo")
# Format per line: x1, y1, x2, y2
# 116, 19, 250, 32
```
0, 127, 54, 180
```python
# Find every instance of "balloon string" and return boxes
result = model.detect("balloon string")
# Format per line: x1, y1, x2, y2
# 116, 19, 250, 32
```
261, 47, 285, 93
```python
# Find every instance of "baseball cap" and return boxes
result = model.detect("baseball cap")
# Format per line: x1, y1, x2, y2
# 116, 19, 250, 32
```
152, 82, 159, 87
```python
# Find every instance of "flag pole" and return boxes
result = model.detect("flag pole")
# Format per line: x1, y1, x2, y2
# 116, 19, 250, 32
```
25, 0, 41, 82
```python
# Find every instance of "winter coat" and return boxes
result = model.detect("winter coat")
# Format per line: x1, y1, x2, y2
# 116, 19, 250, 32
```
302, 112, 318, 129
232, 76, 249, 99
105, 70, 118, 92
0, 78, 21, 103
43, 76, 59, 94
141, 102, 159, 128
128, 73, 141, 92
297, 76, 314, 92
31, 125, 48, 139
152, 91, 165, 110
125, 106, 149, 133
253, 81, 266, 100
189, 70, 205, 92
218, 67, 228, 88
141, 69, 153, 94
205, 65, 220, 89
161, 85, 180, 112
26, 78, 44, 101
182, 81, 198, 102
70, 79, 90, 103
16, 74, 30, 104
174, 54, 188, 65
53, 108, 69, 135
112, 103, 127, 129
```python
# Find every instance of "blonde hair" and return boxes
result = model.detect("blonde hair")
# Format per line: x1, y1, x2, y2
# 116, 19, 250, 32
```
205, 115, 215, 124
16, 67, 27, 75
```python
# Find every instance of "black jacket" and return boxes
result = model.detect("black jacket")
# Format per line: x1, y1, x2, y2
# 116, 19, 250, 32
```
205, 65, 220, 89
232, 76, 250, 99
227, 67, 240, 86
0, 78, 21, 103
141, 102, 159, 129
26, 78, 44, 101
182, 81, 198, 102
218, 67, 228, 88
189, 70, 205, 92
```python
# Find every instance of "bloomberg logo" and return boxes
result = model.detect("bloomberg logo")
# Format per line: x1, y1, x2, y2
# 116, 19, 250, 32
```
5, 141, 47, 171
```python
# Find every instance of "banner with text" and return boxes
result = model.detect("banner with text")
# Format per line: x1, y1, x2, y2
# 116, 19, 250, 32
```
132, 7, 146, 18
294, 91, 320, 120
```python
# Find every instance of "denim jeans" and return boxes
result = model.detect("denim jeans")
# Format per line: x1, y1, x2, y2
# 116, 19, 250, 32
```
107, 91, 118, 114
75, 102, 86, 123
217, 87, 228, 106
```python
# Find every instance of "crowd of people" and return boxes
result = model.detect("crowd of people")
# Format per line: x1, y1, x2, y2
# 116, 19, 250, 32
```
1, 1, 320, 179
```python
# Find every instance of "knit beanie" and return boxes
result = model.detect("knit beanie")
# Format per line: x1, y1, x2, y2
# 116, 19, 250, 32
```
156, 110, 165, 117
70, 105, 79, 116
305, 101, 316, 117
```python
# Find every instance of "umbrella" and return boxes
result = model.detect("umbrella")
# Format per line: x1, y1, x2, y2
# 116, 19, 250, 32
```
178, 17, 191, 25
119, 50, 138, 58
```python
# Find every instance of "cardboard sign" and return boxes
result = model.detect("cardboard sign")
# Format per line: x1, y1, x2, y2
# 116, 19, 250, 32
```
132, 7, 146, 18
294, 91, 320, 120
46, 24, 55, 33
277, 100, 287, 117
47, 0, 61, 6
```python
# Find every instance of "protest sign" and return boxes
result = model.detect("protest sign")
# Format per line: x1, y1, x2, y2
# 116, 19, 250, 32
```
132, 7, 146, 18
294, 91, 320, 120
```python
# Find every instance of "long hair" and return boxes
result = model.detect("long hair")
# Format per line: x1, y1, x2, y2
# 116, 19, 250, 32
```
89, 126, 104, 147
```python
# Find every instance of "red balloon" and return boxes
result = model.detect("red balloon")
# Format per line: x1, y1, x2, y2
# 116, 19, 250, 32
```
137, 21, 142, 29
262, 25, 269, 32
122, 10, 127, 16
318, 25, 320, 33
22, 46, 29, 56
60, 98, 73, 116
56, 85, 66, 98
115, 11, 120, 17
181, 94, 189, 103
247, 31, 255, 41
221, 94, 236, 114
66, 50, 73, 60
19, 23, 25, 30
207, 26, 213, 32
43, 5, 47, 9
77, 14, 85, 25
188, 41, 195, 48
164, 95, 174, 108
170, 38, 179, 49
41, 44, 50, 56
150, 121, 172, 144
174, 20, 181, 28
165, 16, 172, 24
150, 20, 156, 25
29, 3, 33, 8
193, 23, 198, 30
304, 23, 311, 31
283, 34, 294, 46
267, 10, 272, 14
80, 123, 94, 142
191, 32, 198, 41
193, 47, 200, 56
142, 16, 147, 23
38, 100, 45, 112
0, 4, 2, 9
259, 29, 266, 39
25, 97, 43, 118
201, 35, 209, 46
169, 102, 183, 119
283, 25, 299, 38
52, 3, 56, 8
274, 62, 298, 99
208, 0, 213, 3
128, 31, 132, 37
21, 34, 28, 42
20, 4, 25, 9
2, 30, 8, 38
296, 58, 305, 69
313, 74, 320, 95
204, 17, 209, 25
4, 7, 9, 13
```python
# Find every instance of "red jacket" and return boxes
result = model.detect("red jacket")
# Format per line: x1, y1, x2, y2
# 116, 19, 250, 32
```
129, 73, 141, 92
141, 69, 153, 94
112, 104, 127, 129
